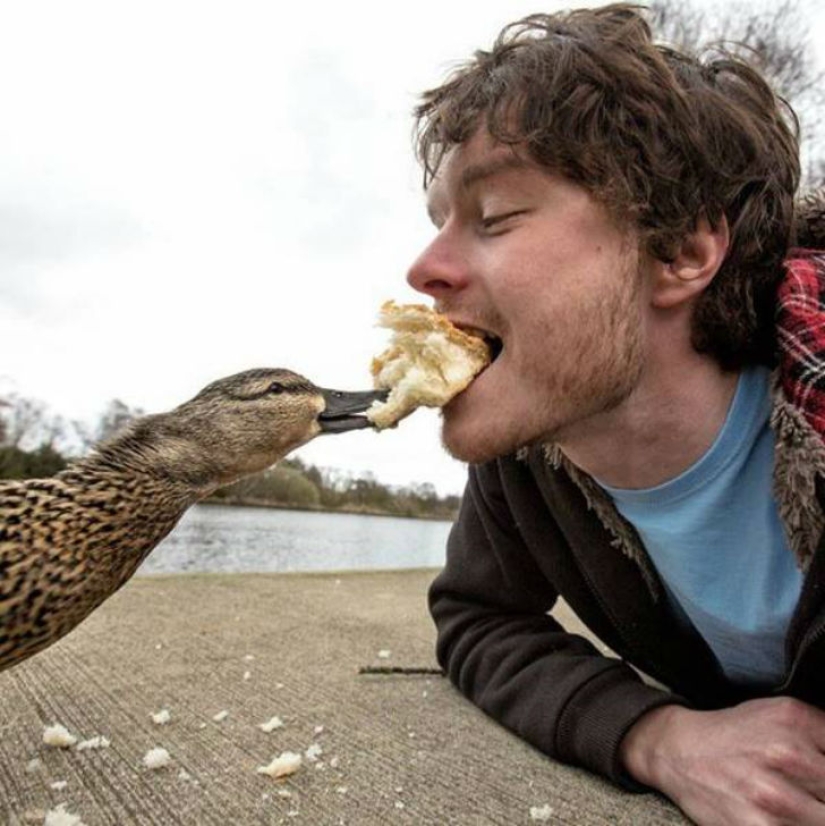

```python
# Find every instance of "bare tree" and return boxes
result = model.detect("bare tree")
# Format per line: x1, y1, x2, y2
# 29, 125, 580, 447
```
649, 0, 825, 189
0, 393, 66, 451
95, 399, 145, 443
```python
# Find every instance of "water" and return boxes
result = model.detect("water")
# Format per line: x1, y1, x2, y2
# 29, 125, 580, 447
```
137, 503, 453, 575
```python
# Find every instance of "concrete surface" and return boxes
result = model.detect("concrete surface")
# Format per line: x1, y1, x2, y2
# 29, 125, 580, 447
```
0, 570, 687, 825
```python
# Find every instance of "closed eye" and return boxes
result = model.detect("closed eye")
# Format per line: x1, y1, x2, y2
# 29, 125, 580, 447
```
480, 210, 526, 230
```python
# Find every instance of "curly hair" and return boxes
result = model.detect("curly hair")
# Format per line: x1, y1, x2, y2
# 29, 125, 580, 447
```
414, 4, 800, 369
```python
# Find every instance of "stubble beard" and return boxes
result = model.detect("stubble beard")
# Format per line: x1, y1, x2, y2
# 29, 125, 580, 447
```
441, 254, 646, 465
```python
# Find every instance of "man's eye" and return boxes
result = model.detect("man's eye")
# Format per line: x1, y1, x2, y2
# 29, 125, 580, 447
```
480, 210, 524, 230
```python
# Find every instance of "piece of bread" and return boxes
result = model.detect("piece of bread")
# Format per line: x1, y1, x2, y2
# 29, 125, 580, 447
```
367, 300, 491, 429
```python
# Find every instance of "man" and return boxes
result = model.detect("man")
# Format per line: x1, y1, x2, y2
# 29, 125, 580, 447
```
406, 4, 825, 824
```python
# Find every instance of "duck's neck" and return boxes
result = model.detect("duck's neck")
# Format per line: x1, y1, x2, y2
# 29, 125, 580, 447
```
70, 413, 224, 501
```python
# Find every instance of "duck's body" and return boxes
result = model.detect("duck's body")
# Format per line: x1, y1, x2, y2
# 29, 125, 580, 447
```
0, 368, 382, 673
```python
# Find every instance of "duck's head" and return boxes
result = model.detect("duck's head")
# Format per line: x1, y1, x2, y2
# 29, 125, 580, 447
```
132, 368, 386, 489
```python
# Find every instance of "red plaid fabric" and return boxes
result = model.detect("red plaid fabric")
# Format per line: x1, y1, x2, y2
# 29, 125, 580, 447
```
777, 249, 825, 439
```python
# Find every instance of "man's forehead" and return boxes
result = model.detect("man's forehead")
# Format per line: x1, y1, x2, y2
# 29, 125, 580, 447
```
425, 135, 534, 209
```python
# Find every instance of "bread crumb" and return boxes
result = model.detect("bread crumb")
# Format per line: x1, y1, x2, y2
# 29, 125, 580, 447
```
243, 671, 252, 681
244, 654, 255, 661
42, 724, 77, 748
151, 709, 171, 725
212, 710, 229, 723
259, 716, 284, 733
43, 804, 86, 826
256, 751, 302, 779
49, 780, 68, 791
143, 747, 172, 770
313, 725, 324, 736
305, 743, 323, 763
377, 650, 391, 659
276, 788, 293, 799
530, 804, 555, 821
76, 736, 110, 751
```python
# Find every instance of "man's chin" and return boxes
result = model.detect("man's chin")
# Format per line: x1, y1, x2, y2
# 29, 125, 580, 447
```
440, 412, 528, 465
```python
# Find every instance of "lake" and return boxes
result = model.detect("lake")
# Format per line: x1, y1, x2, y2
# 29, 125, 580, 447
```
137, 503, 453, 575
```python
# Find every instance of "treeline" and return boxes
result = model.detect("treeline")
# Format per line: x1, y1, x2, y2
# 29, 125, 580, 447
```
0, 393, 460, 521
210, 457, 460, 520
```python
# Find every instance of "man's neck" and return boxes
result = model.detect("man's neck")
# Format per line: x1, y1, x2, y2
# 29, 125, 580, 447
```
556, 352, 740, 490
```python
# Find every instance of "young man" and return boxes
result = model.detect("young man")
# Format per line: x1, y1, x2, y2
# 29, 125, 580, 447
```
407, 5, 825, 824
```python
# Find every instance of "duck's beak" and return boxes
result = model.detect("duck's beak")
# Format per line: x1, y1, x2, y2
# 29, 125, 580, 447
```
318, 388, 388, 433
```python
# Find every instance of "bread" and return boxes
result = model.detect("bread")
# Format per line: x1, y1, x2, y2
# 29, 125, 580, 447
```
367, 301, 491, 428
256, 751, 302, 778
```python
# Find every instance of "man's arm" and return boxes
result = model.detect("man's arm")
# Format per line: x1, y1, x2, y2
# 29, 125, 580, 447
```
430, 460, 681, 786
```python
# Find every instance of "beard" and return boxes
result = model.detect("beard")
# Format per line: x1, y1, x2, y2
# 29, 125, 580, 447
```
440, 255, 646, 465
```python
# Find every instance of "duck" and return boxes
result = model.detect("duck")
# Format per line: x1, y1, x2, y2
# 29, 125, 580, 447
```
0, 368, 385, 674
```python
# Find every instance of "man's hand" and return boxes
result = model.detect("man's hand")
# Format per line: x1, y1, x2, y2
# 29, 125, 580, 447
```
620, 698, 825, 825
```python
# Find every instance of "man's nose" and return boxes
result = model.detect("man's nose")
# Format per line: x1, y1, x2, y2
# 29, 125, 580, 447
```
406, 233, 470, 299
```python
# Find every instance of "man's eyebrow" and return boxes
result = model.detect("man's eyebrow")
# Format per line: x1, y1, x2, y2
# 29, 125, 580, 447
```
459, 154, 531, 190
426, 154, 531, 225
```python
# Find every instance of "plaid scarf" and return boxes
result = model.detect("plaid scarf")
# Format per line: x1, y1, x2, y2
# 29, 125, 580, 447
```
777, 248, 825, 438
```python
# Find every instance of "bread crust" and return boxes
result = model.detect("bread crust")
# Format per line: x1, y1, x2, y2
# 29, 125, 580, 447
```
367, 300, 491, 428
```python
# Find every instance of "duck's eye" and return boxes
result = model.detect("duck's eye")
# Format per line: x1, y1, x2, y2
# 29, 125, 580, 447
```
268, 381, 286, 394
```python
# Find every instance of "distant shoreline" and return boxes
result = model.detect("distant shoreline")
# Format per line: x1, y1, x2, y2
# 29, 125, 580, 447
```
200, 496, 457, 523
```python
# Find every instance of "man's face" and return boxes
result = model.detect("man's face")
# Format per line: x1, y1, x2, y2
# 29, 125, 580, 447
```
407, 130, 649, 464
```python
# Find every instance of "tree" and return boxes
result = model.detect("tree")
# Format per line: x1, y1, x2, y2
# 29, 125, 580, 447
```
95, 399, 145, 442
649, 0, 825, 189
0, 393, 67, 451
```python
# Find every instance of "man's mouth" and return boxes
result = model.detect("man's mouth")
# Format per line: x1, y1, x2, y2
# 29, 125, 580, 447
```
456, 324, 504, 364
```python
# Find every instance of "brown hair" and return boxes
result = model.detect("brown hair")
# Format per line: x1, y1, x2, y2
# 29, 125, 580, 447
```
414, 4, 800, 369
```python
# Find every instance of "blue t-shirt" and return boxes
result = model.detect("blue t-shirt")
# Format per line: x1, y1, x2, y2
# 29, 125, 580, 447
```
598, 366, 803, 686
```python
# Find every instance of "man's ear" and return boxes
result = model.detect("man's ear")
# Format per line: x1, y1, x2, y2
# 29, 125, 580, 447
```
651, 215, 730, 309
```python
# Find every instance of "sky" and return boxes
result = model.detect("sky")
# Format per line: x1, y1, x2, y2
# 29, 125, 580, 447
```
1, 0, 823, 496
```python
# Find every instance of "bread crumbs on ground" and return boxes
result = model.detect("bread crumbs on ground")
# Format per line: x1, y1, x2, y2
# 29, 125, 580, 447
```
143, 747, 172, 770
42, 725, 77, 748
49, 780, 68, 791
76, 736, 111, 751
259, 716, 284, 733
151, 709, 171, 725
43, 804, 86, 826
377, 650, 391, 659
212, 710, 229, 722
305, 743, 323, 762
529, 804, 555, 821
256, 752, 302, 778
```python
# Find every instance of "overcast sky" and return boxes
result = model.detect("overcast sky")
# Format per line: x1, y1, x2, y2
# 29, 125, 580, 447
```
1, 0, 823, 496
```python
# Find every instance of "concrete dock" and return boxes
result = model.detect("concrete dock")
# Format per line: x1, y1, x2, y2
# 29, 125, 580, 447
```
0, 570, 687, 825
